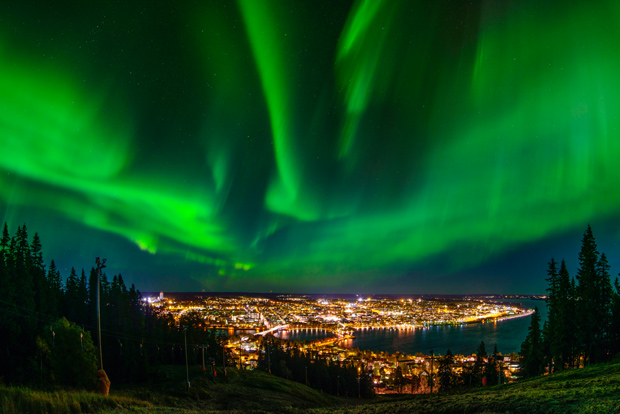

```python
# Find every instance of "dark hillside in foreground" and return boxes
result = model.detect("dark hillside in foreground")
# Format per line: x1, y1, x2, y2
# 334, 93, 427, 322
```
311, 360, 620, 414
115, 365, 343, 412
0, 366, 345, 413
3, 362, 620, 413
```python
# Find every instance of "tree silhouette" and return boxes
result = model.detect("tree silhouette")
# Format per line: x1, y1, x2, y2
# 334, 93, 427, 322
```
519, 307, 543, 378
437, 349, 456, 391
39, 318, 98, 389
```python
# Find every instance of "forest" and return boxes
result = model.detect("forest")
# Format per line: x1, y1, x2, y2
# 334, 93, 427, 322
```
2, 222, 619, 397
0, 222, 222, 389
519, 225, 620, 377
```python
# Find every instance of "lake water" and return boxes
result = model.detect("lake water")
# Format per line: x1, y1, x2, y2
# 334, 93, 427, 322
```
274, 299, 547, 356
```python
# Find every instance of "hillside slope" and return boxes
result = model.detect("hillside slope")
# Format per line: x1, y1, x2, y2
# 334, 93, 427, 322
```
3, 362, 620, 413
1, 366, 346, 413
309, 361, 620, 414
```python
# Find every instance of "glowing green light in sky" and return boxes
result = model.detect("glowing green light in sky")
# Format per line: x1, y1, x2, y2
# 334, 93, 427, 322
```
0, 44, 236, 267
336, 0, 391, 159
238, 0, 319, 221
235, 0, 620, 288
3, 1, 620, 292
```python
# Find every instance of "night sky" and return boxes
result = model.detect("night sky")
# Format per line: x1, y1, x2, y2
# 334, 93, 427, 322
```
2, 1, 620, 294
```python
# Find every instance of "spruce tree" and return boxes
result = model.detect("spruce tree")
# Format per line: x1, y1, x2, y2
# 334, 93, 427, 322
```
13, 225, 35, 314
64, 267, 79, 322
0, 224, 16, 381
557, 260, 574, 369
46, 260, 64, 318
30, 232, 49, 324
575, 225, 599, 364
77, 269, 89, 326
569, 277, 578, 367
0, 224, 14, 307
438, 349, 455, 391
473, 341, 487, 386
87, 267, 99, 351
519, 307, 543, 377
544, 258, 561, 371
596, 253, 614, 361
611, 278, 620, 356
541, 320, 552, 372
0, 223, 10, 253
484, 344, 500, 385
543, 258, 575, 371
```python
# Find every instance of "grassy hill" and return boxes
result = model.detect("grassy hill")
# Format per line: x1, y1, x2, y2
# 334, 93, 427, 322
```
1, 365, 346, 413
309, 361, 620, 414
3, 362, 620, 413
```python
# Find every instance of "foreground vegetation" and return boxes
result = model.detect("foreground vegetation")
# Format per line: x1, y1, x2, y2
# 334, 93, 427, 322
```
519, 225, 620, 378
3, 221, 620, 413
3, 360, 620, 413
310, 360, 620, 414
1, 366, 344, 413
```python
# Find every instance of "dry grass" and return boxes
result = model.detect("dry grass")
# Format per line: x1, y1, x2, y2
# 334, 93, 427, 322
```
303, 362, 620, 414
5, 362, 620, 413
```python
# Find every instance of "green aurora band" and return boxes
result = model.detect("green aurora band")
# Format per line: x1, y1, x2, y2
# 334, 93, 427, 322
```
1, 0, 620, 292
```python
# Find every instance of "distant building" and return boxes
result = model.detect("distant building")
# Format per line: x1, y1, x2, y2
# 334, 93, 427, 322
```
160, 291, 164, 300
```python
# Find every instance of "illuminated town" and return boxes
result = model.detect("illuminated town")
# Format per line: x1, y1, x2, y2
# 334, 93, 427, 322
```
145, 293, 533, 392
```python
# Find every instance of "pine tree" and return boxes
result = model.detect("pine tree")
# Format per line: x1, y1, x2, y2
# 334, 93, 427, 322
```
472, 341, 487, 386
0, 224, 14, 307
557, 260, 574, 369
64, 267, 79, 321
611, 278, 620, 356
0, 222, 10, 252
30, 233, 44, 269
0, 223, 17, 381
2, 225, 36, 382
484, 344, 500, 385
596, 253, 614, 361
569, 277, 578, 367
47, 260, 63, 318
541, 320, 552, 372
87, 267, 99, 350
544, 258, 561, 371
77, 269, 88, 326
575, 225, 599, 364
519, 307, 543, 378
128, 284, 144, 332
30, 232, 50, 324
13, 225, 35, 314
438, 349, 456, 391
543, 258, 576, 371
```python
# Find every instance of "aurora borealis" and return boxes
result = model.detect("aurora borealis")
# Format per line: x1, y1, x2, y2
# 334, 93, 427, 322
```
2, 0, 620, 293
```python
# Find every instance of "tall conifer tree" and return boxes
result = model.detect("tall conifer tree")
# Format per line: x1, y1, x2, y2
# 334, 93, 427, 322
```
558, 260, 575, 369
595, 253, 613, 361
0, 223, 16, 381
611, 278, 620, 356
438, 349, 456, 391
47, 260, 63, 317
472, 341, 487, 386
520, 307, 543, 377
14, 225, 35, 314
64, 267, 79, 321
543, 258, 561, 371
575, 225, 599, 364
30, 232, 49, 324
